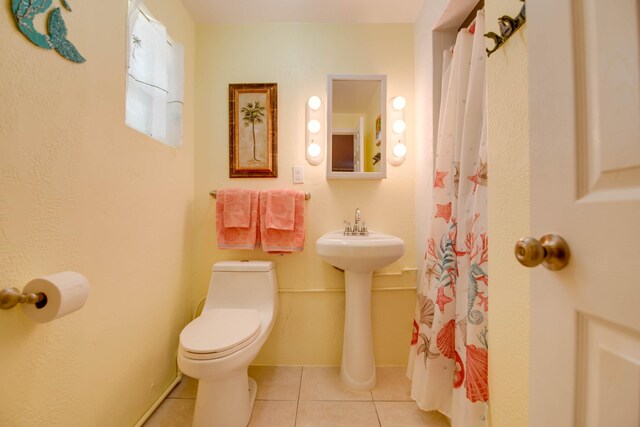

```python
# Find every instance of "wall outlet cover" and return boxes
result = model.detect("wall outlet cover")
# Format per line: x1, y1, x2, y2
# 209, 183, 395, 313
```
292, 166, 304, 184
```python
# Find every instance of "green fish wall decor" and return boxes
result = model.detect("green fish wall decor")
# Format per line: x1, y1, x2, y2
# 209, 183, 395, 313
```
11, 0, 86, 63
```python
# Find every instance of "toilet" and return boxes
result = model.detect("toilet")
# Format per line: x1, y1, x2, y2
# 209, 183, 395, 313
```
177, 260, 279, 427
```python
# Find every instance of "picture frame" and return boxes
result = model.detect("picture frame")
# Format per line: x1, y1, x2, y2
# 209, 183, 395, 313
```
228, 83, 278, 178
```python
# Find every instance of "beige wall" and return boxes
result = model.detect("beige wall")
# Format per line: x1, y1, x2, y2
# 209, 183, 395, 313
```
194, 24, 417, 366
485, 0, 530, 425
0, 1, 195, 425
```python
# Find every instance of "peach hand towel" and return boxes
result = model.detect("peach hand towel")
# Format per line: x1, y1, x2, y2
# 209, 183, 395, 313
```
222, 188, 252, 228
265, 189, 297, 231
216, 189, 260, 250
259, 190, 305, 253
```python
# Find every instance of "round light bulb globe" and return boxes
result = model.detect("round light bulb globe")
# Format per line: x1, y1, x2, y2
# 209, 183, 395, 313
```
392, 96, 406, 111
393, 143, 407, 158
392, 119, 406, 134
307, 119, 321, 134
307, 143, 321, 157
308, 96, 322, 111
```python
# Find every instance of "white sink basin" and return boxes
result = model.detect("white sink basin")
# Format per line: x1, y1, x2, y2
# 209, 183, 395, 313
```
315, 230, 405, 273
315, 230, 405, 391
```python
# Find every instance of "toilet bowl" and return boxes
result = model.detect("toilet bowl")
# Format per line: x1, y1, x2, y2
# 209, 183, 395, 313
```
177, 260, 278, 427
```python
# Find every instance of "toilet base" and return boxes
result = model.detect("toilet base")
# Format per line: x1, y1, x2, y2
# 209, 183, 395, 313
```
192, 371, 258, 427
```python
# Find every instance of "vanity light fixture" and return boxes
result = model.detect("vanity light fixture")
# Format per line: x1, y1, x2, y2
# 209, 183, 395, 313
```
307, 119, 321, 134
308, 95, 322, 111
392, 119, 406, 134
388, 96, 407, 166
392, 95, 406, 111
305, 95, 324, 166
392, 142, 408, 158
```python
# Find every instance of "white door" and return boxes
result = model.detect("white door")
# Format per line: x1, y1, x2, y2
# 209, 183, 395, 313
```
528, 0, 640, 426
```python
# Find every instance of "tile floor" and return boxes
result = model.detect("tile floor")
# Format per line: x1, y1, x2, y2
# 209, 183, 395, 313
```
144, 366, 450, 427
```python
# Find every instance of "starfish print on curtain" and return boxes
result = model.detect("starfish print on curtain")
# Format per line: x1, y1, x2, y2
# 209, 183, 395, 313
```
434, 170, 448, 188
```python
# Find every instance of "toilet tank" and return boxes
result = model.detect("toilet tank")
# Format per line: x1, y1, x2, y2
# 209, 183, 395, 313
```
202, 260, 278, 313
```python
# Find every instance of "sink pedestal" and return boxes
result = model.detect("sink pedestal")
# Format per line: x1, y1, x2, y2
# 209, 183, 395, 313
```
341, 271, 376, 390
315, 230, 405, 391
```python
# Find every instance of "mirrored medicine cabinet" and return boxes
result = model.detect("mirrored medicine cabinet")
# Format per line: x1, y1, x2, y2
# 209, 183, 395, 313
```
326, 75, 387, 180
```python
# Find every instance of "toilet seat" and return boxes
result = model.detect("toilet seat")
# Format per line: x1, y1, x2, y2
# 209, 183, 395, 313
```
180, 308, 261, 360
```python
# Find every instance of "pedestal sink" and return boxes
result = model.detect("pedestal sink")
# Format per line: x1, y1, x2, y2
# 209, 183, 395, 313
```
316, 230, 405, 390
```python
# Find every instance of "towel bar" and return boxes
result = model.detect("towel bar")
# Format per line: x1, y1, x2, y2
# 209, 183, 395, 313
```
209, 190, 311, 200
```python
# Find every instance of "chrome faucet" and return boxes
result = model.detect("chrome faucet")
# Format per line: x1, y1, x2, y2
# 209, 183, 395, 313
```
343, 208, 368, 236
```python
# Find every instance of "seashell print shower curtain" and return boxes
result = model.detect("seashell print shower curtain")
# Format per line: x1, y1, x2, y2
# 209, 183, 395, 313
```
408, 11, 489, 426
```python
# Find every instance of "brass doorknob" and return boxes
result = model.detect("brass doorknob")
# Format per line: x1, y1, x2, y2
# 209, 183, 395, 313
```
514, 234, 570, 271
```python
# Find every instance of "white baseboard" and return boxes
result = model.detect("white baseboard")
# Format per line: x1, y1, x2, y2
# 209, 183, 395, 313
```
134, 372, 183, 427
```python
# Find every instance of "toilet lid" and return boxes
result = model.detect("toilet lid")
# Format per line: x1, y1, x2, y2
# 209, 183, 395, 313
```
180, 308, 261, 359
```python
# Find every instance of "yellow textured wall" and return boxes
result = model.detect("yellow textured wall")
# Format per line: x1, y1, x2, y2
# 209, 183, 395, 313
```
194, 24, 417, 366
485, 0, 530, 425
0, 1, 195, 425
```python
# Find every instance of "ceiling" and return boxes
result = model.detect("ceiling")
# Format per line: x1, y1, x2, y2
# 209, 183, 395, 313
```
180, 0, 425, 24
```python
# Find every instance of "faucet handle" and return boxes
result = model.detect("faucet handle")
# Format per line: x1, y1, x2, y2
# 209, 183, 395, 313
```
361, 221, 368, 235
343, 220, 352, 235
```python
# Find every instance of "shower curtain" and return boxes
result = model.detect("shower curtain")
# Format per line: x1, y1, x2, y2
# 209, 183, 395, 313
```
408, 11, 488, 426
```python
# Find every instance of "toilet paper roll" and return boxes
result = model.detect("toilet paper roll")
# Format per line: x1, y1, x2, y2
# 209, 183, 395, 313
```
22, 272, 89, 323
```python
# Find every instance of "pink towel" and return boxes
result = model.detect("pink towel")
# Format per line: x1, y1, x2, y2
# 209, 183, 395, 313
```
265, 189, 297, 231
223, 189, 252, 228
260, 190, 305, 253
216, 189, 260, 250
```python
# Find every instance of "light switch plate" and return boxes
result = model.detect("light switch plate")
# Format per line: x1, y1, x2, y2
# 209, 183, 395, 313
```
292, 166, 304, 184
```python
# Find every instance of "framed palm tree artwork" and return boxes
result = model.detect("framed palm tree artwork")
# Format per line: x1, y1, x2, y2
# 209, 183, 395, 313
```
228, 83, 278, 178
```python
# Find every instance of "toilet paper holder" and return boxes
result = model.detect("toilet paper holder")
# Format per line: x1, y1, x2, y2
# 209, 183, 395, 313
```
0, 287, 47, 310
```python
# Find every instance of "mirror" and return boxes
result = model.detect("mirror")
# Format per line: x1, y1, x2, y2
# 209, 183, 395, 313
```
327, 75, 386, 179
